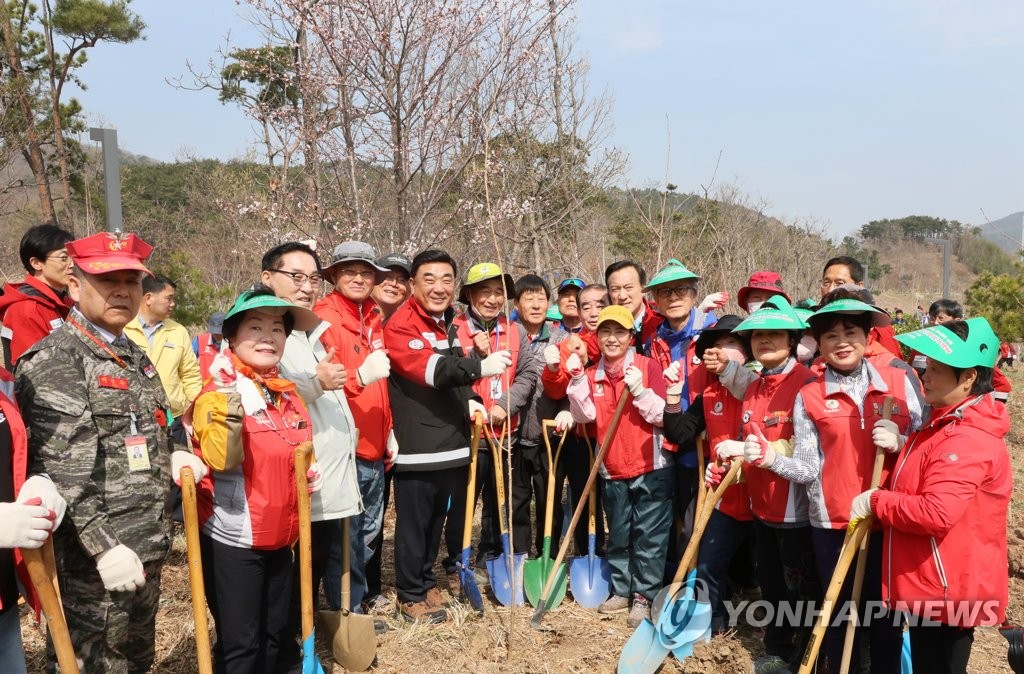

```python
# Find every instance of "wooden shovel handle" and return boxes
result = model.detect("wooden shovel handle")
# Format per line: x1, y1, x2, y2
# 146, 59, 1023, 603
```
541, 420, 570, 538
674, 458, 742, 583
461, 417, 483, 552
180, 467, 214, 674
21, 540, 79, 674
294, 441, 315, 639
695, 435, 708, 518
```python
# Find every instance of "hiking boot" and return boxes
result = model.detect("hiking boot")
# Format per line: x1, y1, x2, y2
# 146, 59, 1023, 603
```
425, 586, 451, 610
447, 571, 463, 600
752, 654, 792, 674
597, 594, 630, 614
363, 594, 395, 616
626, 594, 651, 628
400, 599, 447, 624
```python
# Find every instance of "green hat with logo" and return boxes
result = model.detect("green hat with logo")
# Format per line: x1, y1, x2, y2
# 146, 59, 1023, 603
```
458, 262, 516, 305
224, 288, 319, 336
808, 298, 891, 328
732, 295, 807, 334
545, 304, 562, 321
895, 317, 1000, 368
793, 307, 814, 324
644, 259, 700, 291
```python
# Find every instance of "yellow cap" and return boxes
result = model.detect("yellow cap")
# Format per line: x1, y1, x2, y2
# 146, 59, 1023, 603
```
596, 305, 635, 331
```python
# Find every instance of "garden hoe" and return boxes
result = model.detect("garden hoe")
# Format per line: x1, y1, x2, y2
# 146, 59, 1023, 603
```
567, 432, 611, 609
523, 420, 569, 608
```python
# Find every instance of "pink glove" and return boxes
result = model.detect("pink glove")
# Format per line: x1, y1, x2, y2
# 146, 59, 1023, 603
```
742, 422, 776, 468
306, 462, 323, 494
704, 463, 727, 489
698, 291, 729, 313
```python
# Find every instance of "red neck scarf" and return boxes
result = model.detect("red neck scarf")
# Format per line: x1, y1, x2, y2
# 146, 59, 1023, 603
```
231, 354, 295, 394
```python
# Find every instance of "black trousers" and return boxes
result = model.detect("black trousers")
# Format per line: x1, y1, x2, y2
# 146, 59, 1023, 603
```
560, 433, 605, 556
909, 623, 974, 674
510, 441, 548, 555
443, 442, 502, 574
395, 466, 466, 603
278, 519, 337, 670
200, 535, 293, 674
366, 468, 393, 599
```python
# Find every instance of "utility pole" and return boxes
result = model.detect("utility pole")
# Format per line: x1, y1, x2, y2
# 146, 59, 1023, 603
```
90, 127, 123, 233
925, 237, 951, 299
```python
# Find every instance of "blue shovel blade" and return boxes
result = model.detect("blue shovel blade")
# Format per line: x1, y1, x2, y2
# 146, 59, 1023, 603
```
662, 600, 712, 652
618, 618, 672, 674
487, 553, 526, 607
671, 624, 712, 662
302, 631, 326, 674
568, 553, 611, 609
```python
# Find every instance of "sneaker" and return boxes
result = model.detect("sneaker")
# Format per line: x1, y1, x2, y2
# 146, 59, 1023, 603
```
447, 572, 463, 600
373, 618, 389, 635
425, 586, 451, 610
400, 599, 447, 624
363, 594, 395, 616
752, 654, 791, 674
597, 594, 630, 614
626, 594, 651, 628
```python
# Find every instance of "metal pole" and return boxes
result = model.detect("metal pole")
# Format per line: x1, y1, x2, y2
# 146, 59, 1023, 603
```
925, 237, 951, 298
89, 127, 123, 233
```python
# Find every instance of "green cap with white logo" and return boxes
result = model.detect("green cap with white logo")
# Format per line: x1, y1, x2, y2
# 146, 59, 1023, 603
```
732, 295, 807, 334
895, 317, 1000, 368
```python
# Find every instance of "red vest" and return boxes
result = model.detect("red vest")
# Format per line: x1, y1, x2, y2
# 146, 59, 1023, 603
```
702, 379, 752, 521
454, 314, 522, 434
195, 333, 231, 382
799, 363, 912, 529
741, 360, 816, 524
0, 369, 38, 615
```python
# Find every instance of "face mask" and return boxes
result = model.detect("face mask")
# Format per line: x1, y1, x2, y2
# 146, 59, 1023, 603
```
746, 301, 764, 314
796, 334, 817, 364
720, 345, 747, 364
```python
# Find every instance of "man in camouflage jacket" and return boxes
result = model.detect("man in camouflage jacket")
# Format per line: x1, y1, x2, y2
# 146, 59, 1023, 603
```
15, 232, 173, 674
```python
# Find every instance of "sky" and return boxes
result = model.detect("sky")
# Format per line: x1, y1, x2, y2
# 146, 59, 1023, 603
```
68, 0, 1024, 239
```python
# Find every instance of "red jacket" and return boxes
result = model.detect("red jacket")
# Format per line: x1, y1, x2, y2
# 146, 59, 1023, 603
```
873, 394, 1012, 626
702, 378, 751, 522
634, 299, 664, 355
869, 325, 903, 361
741, 359, 816, 524
992, 367, 1011, 403
0, 368, 38, 615
569, 352, 671, 480
315, 292, 392, 462
0, 275, 73, 369
194, 332, 231, 383
799, 363, 912, 529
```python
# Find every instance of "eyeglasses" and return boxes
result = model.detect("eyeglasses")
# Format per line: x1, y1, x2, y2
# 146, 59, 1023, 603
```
820, 279, 848, 290
336, 268, 377, 281
654, 285, 697, 299
47, 253, 71, 263
269, 268, 323, 288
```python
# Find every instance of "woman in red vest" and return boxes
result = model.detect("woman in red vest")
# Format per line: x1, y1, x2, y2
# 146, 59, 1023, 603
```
852, 318, 1011, 674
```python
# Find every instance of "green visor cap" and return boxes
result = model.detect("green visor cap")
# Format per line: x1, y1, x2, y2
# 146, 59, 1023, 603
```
459, 262, 515, 305
809, 298, 891, 328
644, 259, 699, 291
732, 295, 807, 334
546, 305, 563, 321
224, 291, 319, 333
793, 307, 814, 323
895, 317, 1000, 368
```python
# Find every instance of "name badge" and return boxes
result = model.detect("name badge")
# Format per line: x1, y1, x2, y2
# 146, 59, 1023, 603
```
164, 341, 176, 348
49, 318, 63, 332
125, 435, 151, 472
98, 375, 129, 390
143, 364, 157, 379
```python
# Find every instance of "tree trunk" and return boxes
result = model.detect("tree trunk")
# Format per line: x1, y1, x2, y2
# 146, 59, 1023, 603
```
41, 0, 75, 226
0, 5, 57, 224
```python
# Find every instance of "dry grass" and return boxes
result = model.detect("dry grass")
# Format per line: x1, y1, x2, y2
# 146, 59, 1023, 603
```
20, 367, 1024, 672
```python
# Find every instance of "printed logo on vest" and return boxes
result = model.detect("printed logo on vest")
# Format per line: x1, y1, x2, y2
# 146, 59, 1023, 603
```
712, 401, 724, 415
825, 399, 840, 411
742, 410, 752, 424
594, 383, 605, 397
408, 339, 425, 350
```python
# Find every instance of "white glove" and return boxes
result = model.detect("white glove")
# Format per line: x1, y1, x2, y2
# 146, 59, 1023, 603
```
698, 291, 729, 314
0, 500, 54, 549
95, 544, 146, 592
742, 425, 776, 468
385, 430, 399, 468
17, 475, 66, 530
714, 440, 745, 462
171, 451, 208, 486
543, 344, 561, 367
663, 361, 683, 396
480, 350, 513, 377
872, 419, 904, 454
357, 350, 391, 386
553, 410, 575, 433
566, 353, 585, 378
850, 488, 877, 526
306, 462, 323, 494
209, 352, 237, 392
469, 399, 487, 422
623, 365, 645, 397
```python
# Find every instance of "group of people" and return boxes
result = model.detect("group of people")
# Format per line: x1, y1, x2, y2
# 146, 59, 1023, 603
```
0, 224, 1014, 674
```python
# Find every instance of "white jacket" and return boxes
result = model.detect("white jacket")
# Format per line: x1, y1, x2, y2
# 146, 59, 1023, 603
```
279, 321, 362, 520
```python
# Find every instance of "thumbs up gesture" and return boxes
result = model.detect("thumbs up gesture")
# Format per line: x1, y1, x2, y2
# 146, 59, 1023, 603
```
316, 347, 348, 391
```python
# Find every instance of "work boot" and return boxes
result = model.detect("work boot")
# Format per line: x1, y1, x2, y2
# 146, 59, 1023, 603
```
425, 586, 452, 610
626, 594, 651, 628
447, 571, 463, 600
597, 594, 630, 614
752, 654, 792, 674
400, 599, 447, 624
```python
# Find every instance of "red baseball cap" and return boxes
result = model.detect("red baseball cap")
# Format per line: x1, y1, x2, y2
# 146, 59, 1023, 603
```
66, 232, 154, 277
737, 271, 790, 311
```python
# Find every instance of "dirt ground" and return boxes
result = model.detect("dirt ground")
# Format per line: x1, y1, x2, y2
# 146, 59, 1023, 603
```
20, 366, 1024, 673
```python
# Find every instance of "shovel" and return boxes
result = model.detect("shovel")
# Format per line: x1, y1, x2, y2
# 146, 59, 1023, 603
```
294, 443, 333, 674
21, 537, 80, 674
318, 518, 377, 671
568, 431, 611, 609
179, 467, 213, 674
617, 458, 742, 674
483, 423, 526, 607
455, 416, 486, 614
523, 420, 569, 608
531, 390, 632, 630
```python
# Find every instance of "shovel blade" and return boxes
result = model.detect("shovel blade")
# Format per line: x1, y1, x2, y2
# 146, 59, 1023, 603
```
524, 557, 567, 609
659, 599, 712, 651
457, 547, 484, 613
323, 611, 376, 673
618, 618, 672, 674
487, 552, 526, 607
670, 624, 711, 662
301, 630, 327, 674
568, 553, 611, 609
